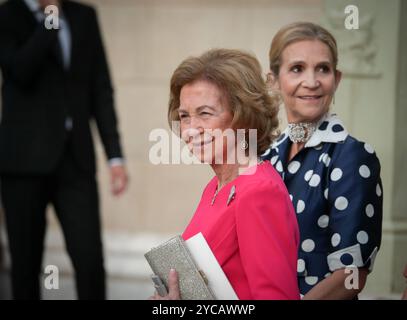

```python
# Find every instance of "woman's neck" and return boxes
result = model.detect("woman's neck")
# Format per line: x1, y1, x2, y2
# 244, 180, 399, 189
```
211, 154, 262, 189
287, 112, 326, 124
288, 142, 305, 162
211, 163, 240, 190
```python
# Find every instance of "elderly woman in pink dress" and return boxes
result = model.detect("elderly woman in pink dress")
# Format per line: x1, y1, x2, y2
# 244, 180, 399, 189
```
150, 48, 300, 300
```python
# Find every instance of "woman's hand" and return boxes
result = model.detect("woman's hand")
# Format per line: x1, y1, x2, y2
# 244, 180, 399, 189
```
303, 267, 368, 300
148, 269, 181, 300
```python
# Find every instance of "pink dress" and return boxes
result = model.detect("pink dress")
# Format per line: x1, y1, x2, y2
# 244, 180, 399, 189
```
182, 161, 300, 300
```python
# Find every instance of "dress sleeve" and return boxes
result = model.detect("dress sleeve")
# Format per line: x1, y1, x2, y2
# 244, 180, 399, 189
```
326, 140, 383, 273
235, 180, 300, 299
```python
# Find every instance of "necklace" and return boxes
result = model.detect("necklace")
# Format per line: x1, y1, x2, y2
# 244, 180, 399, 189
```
288, 122, 317, 143
211, 184, 237, 206
211, 187, 220, 205
211, 179, 231, 206
211, 158, 263, 205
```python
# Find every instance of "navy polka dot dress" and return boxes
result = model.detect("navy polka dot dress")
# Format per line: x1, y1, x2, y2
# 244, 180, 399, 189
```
262, 114, 383, 297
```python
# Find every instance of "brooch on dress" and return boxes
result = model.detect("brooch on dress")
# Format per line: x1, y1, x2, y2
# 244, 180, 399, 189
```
227, 185, 236, 206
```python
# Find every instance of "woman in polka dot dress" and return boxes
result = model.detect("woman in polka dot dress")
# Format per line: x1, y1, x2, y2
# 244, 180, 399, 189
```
262, 22, 383, 299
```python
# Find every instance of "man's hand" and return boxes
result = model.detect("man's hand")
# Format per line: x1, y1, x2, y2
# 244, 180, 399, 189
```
148, 269, 181, 300
39, 0, 60, 10
110, 164, 128, 196
402, 265, 407, 300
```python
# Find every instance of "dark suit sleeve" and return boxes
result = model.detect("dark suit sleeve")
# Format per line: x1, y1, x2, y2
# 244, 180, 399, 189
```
0, 7, 58, 87
89, 8, 124, 161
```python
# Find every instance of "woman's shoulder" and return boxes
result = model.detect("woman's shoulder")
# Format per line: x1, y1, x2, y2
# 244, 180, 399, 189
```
342, 135, 376, 151
331, 135, 381, 166
238, 161, 288, 196
234, 162, 296, 224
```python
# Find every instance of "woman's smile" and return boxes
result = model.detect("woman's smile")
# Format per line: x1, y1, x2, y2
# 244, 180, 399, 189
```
190, 137, 213, 148
297, 95, 323, 101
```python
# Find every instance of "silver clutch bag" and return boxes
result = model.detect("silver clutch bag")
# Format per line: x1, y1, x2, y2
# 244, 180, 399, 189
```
144, 235, 215, 300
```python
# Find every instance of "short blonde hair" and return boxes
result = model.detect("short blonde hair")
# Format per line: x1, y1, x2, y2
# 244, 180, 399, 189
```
269, 22, 338, 76
168, 48, 279, 155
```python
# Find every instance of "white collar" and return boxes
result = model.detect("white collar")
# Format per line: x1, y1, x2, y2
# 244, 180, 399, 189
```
23, 0, 40, 12
272, 113, 349, 149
